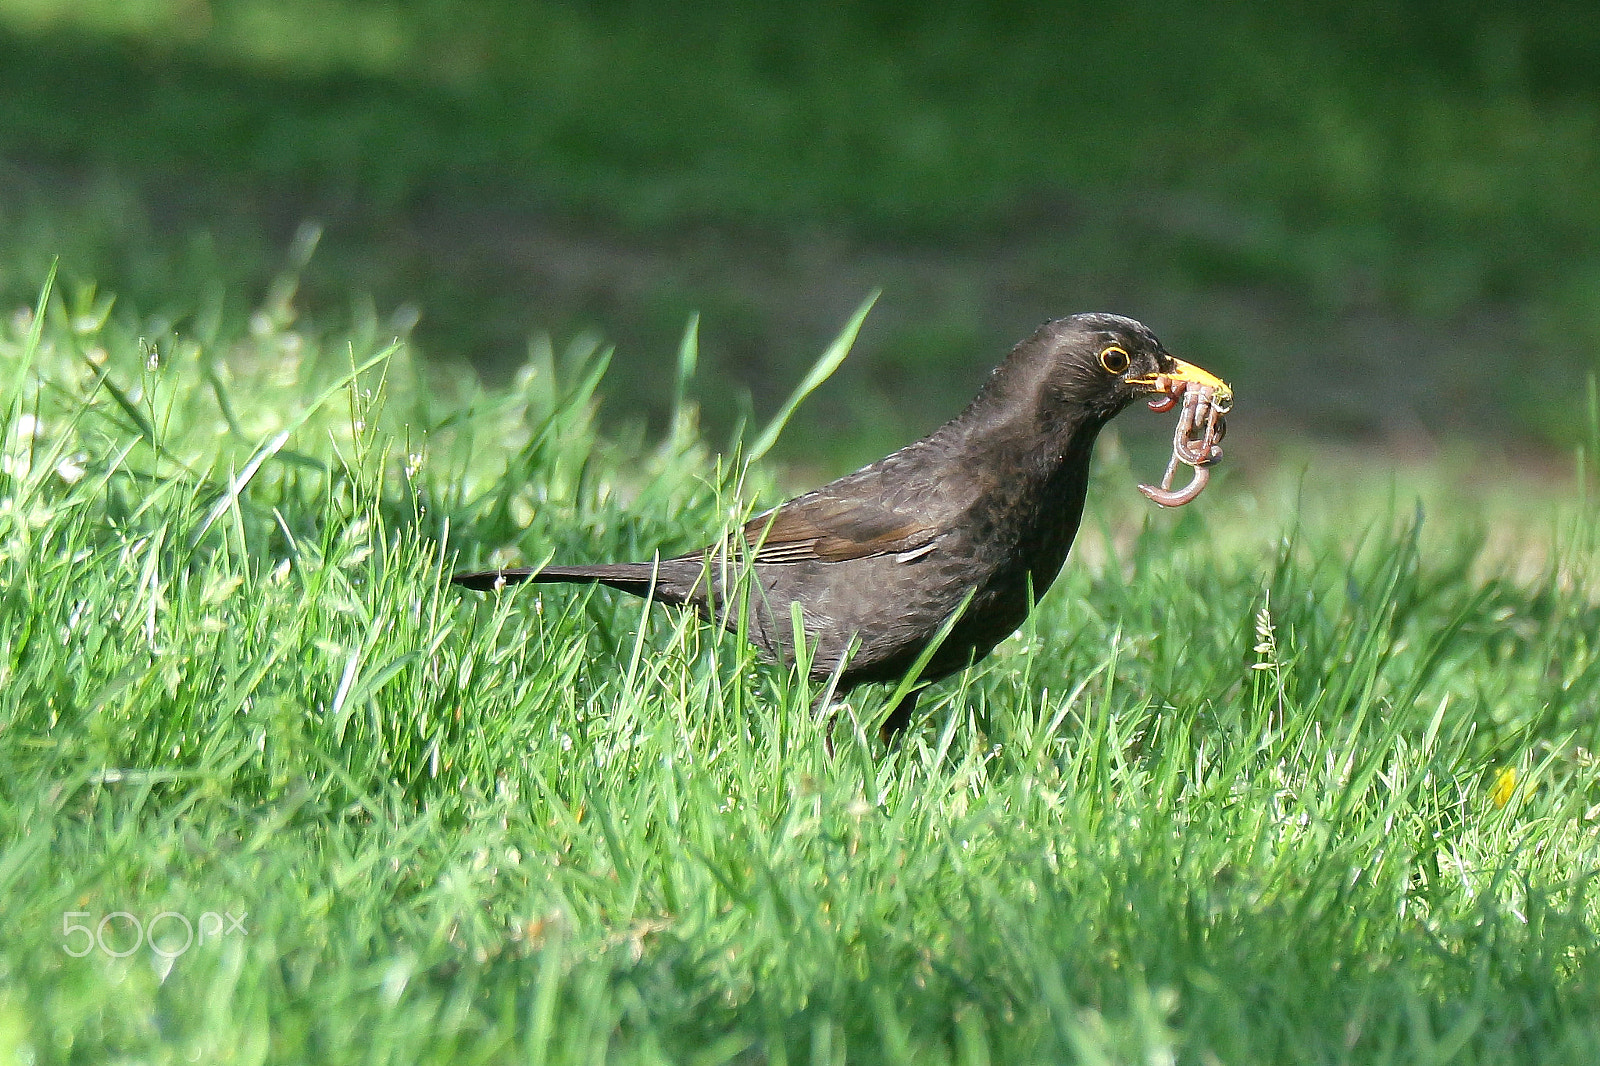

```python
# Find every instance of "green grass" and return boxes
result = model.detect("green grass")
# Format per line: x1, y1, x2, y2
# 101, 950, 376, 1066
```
1, 0, 1599, 455
4, 273, 1600, 1063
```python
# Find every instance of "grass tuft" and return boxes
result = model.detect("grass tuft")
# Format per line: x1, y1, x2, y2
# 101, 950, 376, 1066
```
2, 282, 1599, 1062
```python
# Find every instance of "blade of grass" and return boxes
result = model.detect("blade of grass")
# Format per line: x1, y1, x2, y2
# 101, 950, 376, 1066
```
744, 290, 877, 467
192, 343, 398, 544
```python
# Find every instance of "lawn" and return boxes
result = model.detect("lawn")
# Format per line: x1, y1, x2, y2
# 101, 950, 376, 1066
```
1, 0, 1599, 460
3, 270, 1599, 1062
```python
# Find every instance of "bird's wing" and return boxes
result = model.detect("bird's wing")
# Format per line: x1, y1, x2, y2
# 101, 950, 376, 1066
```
739, 489, 942, 564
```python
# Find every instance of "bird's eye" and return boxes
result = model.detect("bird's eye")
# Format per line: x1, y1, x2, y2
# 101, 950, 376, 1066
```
1099, 345, 1130, 375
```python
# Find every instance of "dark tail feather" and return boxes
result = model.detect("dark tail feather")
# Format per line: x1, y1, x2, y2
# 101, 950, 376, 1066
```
451, 562, 672, 599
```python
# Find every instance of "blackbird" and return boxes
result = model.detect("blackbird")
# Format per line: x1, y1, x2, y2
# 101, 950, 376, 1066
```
454, 313, 1232, 740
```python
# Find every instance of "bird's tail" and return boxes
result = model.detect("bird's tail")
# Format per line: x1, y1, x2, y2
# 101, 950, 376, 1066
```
451, 562, 683, 601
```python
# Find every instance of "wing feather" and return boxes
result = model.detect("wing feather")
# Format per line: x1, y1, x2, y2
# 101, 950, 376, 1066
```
740, 493, 940, 564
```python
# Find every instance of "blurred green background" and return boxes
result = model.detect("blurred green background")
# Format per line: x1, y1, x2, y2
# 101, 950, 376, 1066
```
1, 0, 1597, 469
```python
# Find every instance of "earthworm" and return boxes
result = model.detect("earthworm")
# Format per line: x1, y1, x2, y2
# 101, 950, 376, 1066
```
1137, 382, 1228, 508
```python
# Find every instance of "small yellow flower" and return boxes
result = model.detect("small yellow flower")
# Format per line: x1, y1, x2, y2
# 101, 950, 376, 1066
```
1491, 766, 1517, 809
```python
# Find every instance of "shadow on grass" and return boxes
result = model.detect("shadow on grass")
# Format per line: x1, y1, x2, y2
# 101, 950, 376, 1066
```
1, 3, 1598, 463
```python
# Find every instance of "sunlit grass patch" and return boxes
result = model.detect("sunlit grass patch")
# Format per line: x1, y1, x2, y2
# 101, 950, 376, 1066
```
2, 276, 1599, 1062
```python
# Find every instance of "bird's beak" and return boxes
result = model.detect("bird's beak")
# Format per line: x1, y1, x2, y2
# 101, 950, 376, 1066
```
1130, 359, 1233, 413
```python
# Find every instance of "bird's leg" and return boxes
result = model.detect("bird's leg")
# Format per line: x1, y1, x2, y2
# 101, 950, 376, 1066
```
878, 690, 921, 745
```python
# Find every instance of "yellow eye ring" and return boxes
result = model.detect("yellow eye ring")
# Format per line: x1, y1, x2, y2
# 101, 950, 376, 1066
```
1099, 345, 1130, 375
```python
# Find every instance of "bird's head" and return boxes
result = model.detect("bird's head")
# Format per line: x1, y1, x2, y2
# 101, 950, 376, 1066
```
1007, 313, 1233, 505
1023, 313, 1232, 428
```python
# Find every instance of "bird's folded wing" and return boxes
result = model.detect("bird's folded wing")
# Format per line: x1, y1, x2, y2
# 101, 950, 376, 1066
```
739, 493, 940, 564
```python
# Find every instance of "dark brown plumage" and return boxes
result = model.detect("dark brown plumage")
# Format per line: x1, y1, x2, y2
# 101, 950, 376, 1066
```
454, 313, 1232, 740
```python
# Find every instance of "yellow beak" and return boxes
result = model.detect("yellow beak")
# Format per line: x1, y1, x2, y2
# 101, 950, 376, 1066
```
1132, 358, 1233, 409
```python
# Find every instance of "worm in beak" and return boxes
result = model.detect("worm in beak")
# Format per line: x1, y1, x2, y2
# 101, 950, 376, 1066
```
1133, 362, 1231, 508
